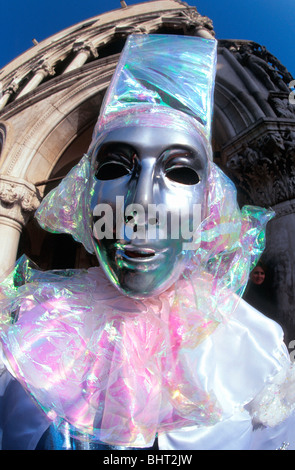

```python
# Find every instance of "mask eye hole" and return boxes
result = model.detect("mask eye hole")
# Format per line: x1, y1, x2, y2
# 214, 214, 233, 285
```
95, 162, 131, 181
165, 167, 200, 185
94, 143, 136, 181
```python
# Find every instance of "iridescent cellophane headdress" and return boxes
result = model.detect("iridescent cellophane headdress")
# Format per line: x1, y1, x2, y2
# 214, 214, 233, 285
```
88, 34, 217, 157
0, 35, 275, 447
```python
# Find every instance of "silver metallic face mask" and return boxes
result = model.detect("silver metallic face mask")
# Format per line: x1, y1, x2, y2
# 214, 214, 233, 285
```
36, 34, 217, 299
90, 125, 209, 298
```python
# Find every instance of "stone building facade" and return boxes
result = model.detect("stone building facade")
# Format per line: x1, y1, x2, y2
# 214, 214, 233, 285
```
0, 0, 294, 340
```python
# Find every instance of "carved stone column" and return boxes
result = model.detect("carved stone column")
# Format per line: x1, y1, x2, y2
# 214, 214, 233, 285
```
0, 80, 19, 111
0, 175, 41, 276
17, 61, 55, 98
64, 41, 98, 74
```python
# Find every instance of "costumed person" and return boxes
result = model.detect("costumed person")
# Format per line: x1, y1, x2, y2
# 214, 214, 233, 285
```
1, 34, 295, 451
243, 262, 273, 315
243, 262, 285, 338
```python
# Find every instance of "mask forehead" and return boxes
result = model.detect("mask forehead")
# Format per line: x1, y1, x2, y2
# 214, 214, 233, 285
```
92, 125, 209, 165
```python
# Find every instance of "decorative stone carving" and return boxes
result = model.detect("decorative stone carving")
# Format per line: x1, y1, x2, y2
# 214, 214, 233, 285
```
220, 40, 293, 92
181, 9, 215, 36
4, 80, 19, 96
114, 24, 146, 35
0, 2, 216, 112
72, 40, 98, 58
226, 129, 295, 207
17, 60, 55, 99
33, 60, 55, 77
160, 8, 215, 38
64, 41, 98, 73
0, 79, 20, 110
268, 92, 295, 118
0, 175, 41, 226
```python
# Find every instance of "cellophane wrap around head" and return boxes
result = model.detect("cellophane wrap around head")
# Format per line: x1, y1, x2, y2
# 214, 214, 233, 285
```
88, 34, 217, 158
35, 34, 218, 251
35, 34, 218, 253
0, 34, 275, 446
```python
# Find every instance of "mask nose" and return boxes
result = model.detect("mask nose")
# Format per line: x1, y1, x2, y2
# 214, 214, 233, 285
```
131, 158, 155, 208
124, 158, 160, 239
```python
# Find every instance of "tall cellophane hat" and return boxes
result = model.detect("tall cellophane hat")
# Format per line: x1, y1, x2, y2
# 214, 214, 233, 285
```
88, 34, 217, 159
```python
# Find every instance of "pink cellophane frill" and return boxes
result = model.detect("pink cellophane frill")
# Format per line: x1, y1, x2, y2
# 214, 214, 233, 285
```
0, 164, 274, 447
0, 263, 223, 447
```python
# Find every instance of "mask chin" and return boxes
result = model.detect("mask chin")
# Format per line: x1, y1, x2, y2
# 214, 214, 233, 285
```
108, 271, 182, 299
91, 236, 190, 299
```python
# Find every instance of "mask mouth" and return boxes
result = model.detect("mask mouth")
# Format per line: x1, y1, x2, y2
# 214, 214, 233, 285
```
123, 246, 156, 260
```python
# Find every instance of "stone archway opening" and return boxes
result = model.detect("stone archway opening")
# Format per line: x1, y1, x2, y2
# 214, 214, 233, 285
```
18, 116, 99, 270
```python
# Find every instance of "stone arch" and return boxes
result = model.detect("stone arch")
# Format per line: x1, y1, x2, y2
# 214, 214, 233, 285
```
3, 57, 118, 183
0, 124, 5, 158
20, 105, 103, 270
25, 92, 102, 187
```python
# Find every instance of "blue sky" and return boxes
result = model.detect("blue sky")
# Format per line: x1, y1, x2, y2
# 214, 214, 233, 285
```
0, 0, 294, 78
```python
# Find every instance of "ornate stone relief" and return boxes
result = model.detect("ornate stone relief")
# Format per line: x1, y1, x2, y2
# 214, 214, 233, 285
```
72, 40, 98, 58
268, 92, 295, 119
220, 40, 293, 92
181, 8, 214, 34
0, 176, 41, 227
162, 8, 215, 37
32, 59, 55, 77
226, 128, 295, 207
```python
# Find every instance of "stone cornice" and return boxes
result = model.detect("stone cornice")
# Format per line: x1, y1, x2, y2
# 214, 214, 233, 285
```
221, 117, 295, 162
0, 55, 118, 120
0, 2, 204, 83
0, 1, 215, 112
